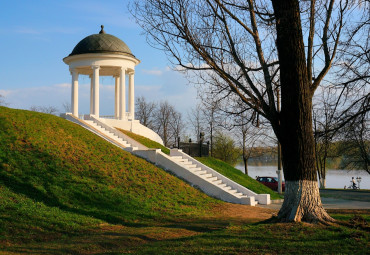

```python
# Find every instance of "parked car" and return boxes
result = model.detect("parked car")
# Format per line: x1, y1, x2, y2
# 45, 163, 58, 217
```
256, 176, 285, 192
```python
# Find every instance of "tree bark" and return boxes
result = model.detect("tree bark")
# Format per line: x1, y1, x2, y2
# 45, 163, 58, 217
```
271, 0, 334, 223
243, 156, 248, 175
319, 178, 326, 189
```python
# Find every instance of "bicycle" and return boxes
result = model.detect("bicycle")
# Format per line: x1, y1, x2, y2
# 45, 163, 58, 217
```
346, 182, 360, 190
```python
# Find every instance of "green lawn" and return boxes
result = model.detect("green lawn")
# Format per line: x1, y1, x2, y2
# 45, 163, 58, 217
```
0, 106, 368, 254
196, 157, 283, 200
0, 106, 216, 244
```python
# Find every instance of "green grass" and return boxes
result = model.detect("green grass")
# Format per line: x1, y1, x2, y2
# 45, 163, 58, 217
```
196, 157, 283, 200
3, 212, 369, 254
132, 221, 369, 254
0, 106, 216, 244
117, 128, 170, 155
0, 106, 368, 254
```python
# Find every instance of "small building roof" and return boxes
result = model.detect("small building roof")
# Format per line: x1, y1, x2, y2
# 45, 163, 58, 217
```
68, 25, 134, 57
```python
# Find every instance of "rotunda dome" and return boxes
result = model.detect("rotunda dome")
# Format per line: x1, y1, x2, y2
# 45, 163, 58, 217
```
69, 25, 134, 57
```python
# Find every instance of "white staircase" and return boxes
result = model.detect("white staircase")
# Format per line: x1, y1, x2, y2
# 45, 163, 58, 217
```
168, 150, 270, 205
84, 120, 132, 148
62, 113, 270, 206
170, 156, 253, 204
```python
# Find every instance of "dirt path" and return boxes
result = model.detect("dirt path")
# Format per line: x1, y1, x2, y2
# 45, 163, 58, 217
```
210, 203, 277, 222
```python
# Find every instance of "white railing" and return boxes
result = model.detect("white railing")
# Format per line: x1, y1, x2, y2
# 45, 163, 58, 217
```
99, 113, 132, 120
99, 115, 116, 119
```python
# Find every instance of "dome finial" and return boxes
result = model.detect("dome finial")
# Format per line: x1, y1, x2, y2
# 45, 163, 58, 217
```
99, 25, 106, 34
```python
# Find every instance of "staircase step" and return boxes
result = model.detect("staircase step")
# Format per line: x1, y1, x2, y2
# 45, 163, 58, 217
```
199, 173, 213, 178
212, 179, 223, 185
193, 170, 207, 175
206, 176, 218, 182
181, 161, 192, 165
83, 119, 133, 148
189, 167, 202, 171
120, 141, 130, 146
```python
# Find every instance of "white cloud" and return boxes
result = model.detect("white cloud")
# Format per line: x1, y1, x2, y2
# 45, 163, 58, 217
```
1, 84, 71, 111
54, 83, 71, 88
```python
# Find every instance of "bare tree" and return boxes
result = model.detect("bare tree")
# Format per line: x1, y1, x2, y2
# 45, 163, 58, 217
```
135, 96, 157, 129
200, 100, 223, 156
30, 105, 59, 115
187, 104, 204, 142
62, 101, 71, 113
154, 100, 175, 146
338, 112, 370, 173
313, 90, 340, 188
131, 0, 369, 222
170, 111, 184, 147
232, 110, 267, 175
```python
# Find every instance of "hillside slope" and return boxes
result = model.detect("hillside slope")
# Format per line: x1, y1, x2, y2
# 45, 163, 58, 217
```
0, 107, 217, 243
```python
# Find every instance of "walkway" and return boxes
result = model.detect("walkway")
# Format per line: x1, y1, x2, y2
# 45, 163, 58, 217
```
258, 189, 370, 210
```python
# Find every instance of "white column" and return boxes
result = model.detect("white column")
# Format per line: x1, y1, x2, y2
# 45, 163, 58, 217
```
119, 67, 126, 120
92, 65, 100, 118
114, 76, 120, 119
90, 75, 94, 115
128, 72, 135, 120
71, 69, 79, 117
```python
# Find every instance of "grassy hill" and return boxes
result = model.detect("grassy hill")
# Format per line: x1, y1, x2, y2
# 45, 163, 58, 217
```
0, 106, 217, 244
0, 106, 368, 254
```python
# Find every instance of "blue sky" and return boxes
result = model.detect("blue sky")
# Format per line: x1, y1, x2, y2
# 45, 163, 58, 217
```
0, 0, 197, 115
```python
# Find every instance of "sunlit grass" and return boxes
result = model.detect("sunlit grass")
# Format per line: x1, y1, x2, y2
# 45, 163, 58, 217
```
117, 128, 170, 154
0, 106, 216, 244
196, 157, 283, 200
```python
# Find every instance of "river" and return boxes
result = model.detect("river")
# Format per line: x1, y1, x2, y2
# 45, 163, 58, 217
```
235, 164, 370, 189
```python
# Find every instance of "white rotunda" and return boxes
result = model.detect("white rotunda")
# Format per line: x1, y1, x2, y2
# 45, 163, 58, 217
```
63, 25, 163, 144
63, 25, 139, 119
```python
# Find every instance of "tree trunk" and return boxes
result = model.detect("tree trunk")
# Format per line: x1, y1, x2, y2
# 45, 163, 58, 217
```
243, 156, 248, 175
271, 0, 334, 223
319, 178, 326, 189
